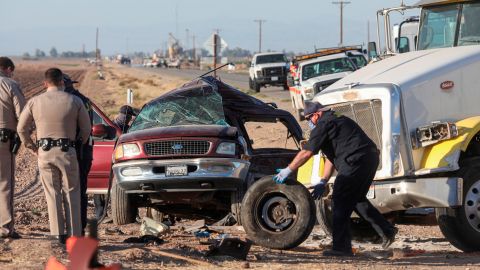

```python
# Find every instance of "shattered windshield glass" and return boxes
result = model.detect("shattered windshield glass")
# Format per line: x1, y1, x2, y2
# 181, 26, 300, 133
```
128, 89, 227, 132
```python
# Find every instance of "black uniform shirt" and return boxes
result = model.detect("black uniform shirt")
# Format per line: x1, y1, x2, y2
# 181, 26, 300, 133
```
304, 110, 377, 172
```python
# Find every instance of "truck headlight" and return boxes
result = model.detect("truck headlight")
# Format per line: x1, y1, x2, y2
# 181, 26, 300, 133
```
304, 88, 314, 99
115, 143, 141, 159
216, 142, 236, 155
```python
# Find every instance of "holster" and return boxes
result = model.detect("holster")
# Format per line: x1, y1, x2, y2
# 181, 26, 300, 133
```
10, 133, 21, 154
0, 128, 12, 143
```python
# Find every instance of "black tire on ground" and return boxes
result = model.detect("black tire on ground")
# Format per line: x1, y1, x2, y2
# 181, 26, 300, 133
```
253, 80, 261, 92
241, 176, 316, 250
146, 207, 164, 222
315, 197, 381, 243
111, 180, 137, 225
436, 158, 480, 252
248, 77, 254, 90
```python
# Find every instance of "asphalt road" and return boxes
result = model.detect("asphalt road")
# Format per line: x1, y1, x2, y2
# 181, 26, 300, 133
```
133, 66, 292, 103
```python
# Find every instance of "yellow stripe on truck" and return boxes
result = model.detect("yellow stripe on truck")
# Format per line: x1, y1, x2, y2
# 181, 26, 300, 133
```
421, 116, 480, 169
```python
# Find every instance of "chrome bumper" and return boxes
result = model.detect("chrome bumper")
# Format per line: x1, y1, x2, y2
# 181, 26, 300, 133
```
370, 177, 463, 213
112, 158, 250, 193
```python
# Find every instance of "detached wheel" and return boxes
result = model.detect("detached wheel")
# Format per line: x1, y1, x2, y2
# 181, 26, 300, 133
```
241, 176, 316, 250
111, 180, 137, 225
316, 197, 380, 242
436, 159, 480, 252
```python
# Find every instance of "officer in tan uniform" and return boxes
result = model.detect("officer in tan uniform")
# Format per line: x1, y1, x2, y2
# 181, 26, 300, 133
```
0, 57, 25, 239
17, 68, 91, 244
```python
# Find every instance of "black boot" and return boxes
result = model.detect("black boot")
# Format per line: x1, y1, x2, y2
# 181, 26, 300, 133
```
382, 227, 398, 249
322, 249, 354, 257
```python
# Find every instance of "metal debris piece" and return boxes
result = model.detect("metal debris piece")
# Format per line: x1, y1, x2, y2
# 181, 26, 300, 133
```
140, 217, 170, 237
206, 238, 252, 260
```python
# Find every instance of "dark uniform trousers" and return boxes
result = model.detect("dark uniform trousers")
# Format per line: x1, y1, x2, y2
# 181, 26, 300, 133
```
38, 147, 82, 236
332, 150, 394, 252
77, 143, 93, 230
0, 142, 14, 234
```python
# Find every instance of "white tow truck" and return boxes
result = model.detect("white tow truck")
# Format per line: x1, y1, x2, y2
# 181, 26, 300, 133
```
249, 52, 289, 92
301, 0, 480, 252
289, 46, 366, 120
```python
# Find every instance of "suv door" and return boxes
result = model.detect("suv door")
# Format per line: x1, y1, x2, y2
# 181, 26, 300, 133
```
240, 116, 301, 180
87, 103, 121, 194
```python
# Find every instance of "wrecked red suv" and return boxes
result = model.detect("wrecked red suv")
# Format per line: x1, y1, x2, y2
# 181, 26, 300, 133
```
111, 76, 303, 226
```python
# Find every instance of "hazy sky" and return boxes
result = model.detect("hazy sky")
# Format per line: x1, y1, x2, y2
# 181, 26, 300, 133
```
0, 0, 419, 56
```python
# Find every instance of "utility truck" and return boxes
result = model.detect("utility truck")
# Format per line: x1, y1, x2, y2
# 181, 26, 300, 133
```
301, 0, 480, 252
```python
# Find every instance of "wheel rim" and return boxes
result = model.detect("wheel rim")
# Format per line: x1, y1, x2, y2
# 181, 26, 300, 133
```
465, 179, 480, 233
255, 193, 297, 232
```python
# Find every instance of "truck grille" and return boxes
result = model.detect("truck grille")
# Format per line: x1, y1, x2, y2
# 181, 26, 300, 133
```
329, 100, 383, 168
144, 140, 211, 156
263, 67, 284, 77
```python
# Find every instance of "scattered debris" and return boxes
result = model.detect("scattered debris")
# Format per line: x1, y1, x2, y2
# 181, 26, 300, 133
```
241, 261, 250, 268
206, 238, 252, 260
145, 247, 215, 267
392, 248, 426, 258
103, 227, 125, 236
123, 235, 164, 246
140, 217, 170, 237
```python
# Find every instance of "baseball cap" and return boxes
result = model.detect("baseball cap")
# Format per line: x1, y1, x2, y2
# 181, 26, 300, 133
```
303, 101, 330, 117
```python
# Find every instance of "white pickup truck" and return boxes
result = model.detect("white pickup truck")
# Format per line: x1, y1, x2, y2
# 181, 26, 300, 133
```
289, 53, 358, 120
249, 52, 289, 92
303, 0, 480, 252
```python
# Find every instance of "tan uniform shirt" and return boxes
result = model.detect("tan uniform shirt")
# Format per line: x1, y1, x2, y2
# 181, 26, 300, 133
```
0, 71, 25, 131
17, 87, 91, 149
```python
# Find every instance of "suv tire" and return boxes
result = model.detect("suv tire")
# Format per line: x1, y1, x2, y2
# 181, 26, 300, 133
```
111, 180, 137, 225
436, 158, 480, 252
241, 176, 316, 249
252, 79, 261, 92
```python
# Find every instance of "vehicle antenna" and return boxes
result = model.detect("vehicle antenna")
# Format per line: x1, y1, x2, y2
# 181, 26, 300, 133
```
198, 62, 234, 78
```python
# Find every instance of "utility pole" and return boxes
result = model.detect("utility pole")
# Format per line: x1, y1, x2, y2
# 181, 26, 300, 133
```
254, 19, 266, 53
213, 31, 218, 77
367, 20, 370, 45
95, 27, 99, 66
332, 1, 351, 46
185, 28, 189, 54
192, 34, 196, 66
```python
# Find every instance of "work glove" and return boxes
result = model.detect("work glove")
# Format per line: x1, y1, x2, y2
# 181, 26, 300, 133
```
273, 167, 292, 184
311, 180, 327, 200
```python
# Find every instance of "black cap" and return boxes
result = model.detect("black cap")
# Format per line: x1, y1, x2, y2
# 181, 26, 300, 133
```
304, 101, 330, 117
63, 74, 78, 87
119, 105, 138, 116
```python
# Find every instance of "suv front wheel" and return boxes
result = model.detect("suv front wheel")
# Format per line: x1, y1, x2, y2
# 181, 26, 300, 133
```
111, 179, 138, 225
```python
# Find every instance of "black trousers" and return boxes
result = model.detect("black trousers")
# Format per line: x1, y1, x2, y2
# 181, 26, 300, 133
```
331, 151, 394, 252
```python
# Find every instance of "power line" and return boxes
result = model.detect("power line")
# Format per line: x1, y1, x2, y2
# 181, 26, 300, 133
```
332, 1, 351, 46
253, 19, 266, 53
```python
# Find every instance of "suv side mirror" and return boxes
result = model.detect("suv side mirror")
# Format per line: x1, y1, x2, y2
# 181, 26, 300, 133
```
92, 124, 109, 139
368, 42, 378, 60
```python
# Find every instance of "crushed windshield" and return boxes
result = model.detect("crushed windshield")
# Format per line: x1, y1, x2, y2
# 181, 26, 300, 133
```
302, 58, 355, 81
256, 54, 287, 64
128, 90, 227, 132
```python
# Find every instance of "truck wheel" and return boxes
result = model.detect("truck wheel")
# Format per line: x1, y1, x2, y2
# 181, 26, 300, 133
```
231, 191, 243, 225
283, 83, 289, 91
111, 180, 138, 225
253, 80, 261, 92
316, 197, 382, 242
241, 176, 316, 250
436, 159, 480, 252
248, 77, 254, 90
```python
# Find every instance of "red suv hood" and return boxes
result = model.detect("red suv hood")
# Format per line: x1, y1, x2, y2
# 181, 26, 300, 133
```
118, 125, 238, 144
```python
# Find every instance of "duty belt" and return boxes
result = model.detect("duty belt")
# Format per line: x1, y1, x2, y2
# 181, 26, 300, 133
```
0, 128, 14, 143
37, 138, 76, 152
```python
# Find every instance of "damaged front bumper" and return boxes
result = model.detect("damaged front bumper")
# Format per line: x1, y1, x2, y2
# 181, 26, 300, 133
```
112, 158, 250, 193
369, 177, 463, 213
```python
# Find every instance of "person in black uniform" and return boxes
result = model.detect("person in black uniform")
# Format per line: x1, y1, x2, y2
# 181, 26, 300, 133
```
273, 101, 397, 256
63, 74, 93, 233
113, 105, 138, 133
